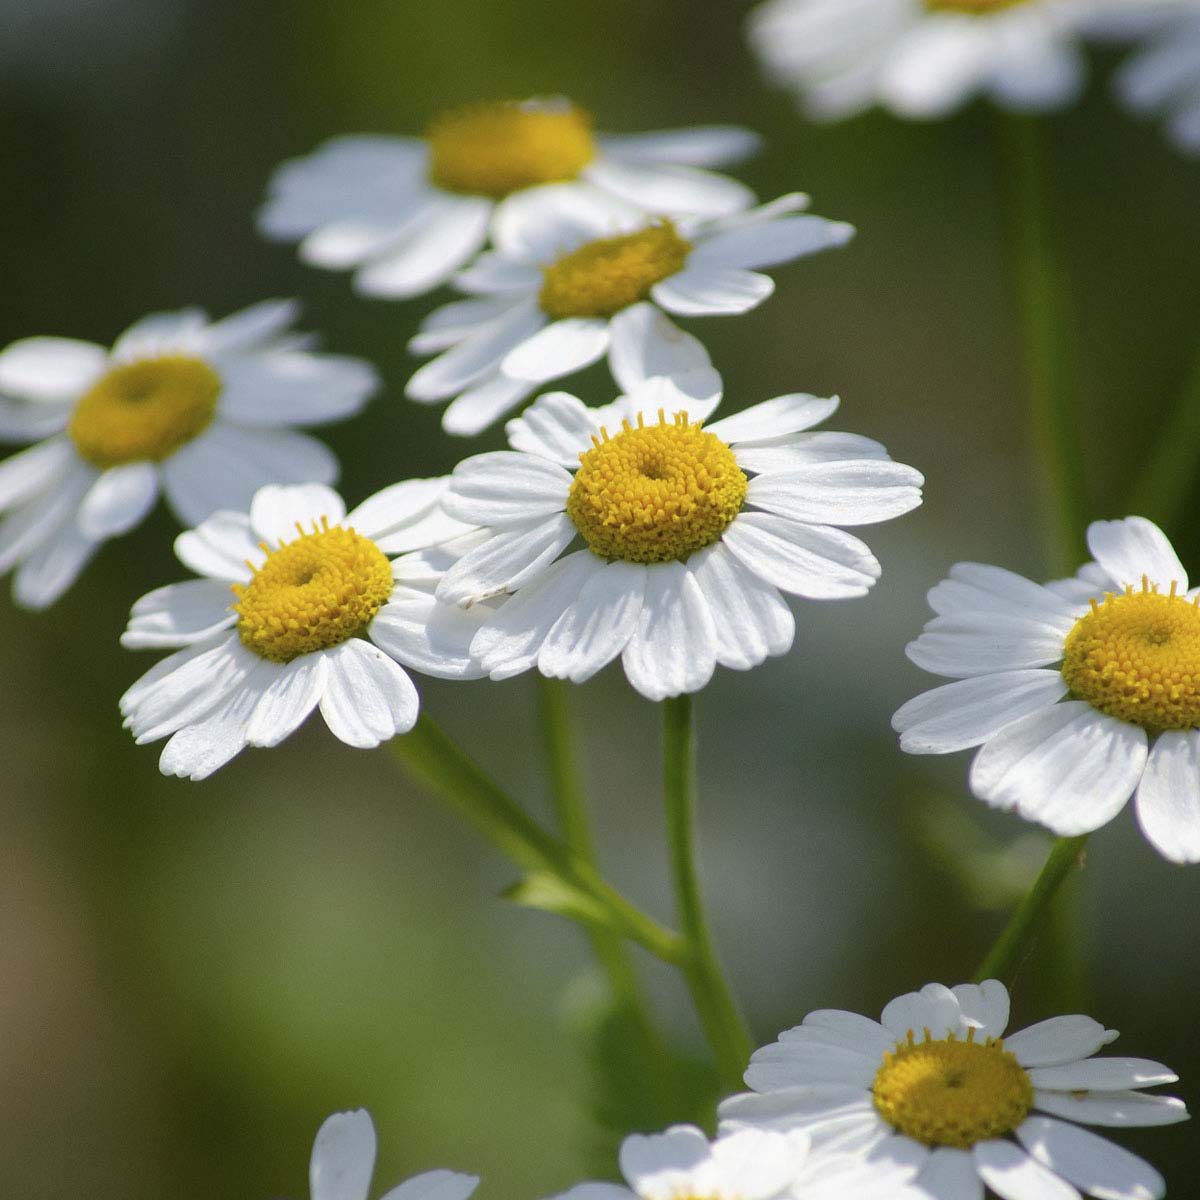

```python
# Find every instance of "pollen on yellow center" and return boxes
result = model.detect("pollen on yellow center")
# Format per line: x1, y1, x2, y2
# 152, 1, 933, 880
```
68, 355, 220, 468
924, 0, 1027, 12
232, 521, 394, 664
872, 1027, 1033, 1149
539, 222, 692, 319
426, 100, 595, 198
1061, 579, 1200, 731
566, 410, 747, 564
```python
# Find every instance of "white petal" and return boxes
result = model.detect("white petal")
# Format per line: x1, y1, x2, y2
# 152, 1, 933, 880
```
1028, 1058, 1178, 1092
545, 1186, 633, 1200
112, 308, 207, 361
621, 561, 718, 700
972, 1139, 1079, 1200
927, 563, 1081, 625
878, 24, 991, 120
453, 251, 543, 295
378, 1169, 480, 1200
905, 614, 1069, 679
0, 461, 94, 573
442, 373, 536, 437
584, 158, 756, 219
1134, 728, 1200, 863
601, 374, 722, 427
409, 296, 521, 354
1006, 1015, 1118, 1067
12, 520, 99, 609
319, 639, 419, 747
310, 1109, 376, 1200
707, 1127, 804, 1200
492, 182, 645, 261
1031, 1090, 1189, 1128
882, 983, 963, 1042
249, 483, 346, 545
538, 559, 645, 683
215, 350, 377, 427
77, 462, 160, 539
706, 394, 839, 443
721, 511, 880, 599
369, 590, 489, 680
893, 671, 1068, 755
619, 1126, 710, 1200
173, 510, 260, 582
988, 27, 1084, 113
443, 451, 571, 527
501, 319, 610, 384
732, 431, 887, 474
436, 514, 576, 606
346, 477, 444, 541
969, 703, 1147, 835
747, 459, 923, 526
607, 303, 714, 394
717, 1085, 880, 1139
1016, 1116, 1163, 1200
122, 579, 236, 649
156, 680, 265, 781
692, 214, 854, 271
197, 298, 300, 356
915, 1148, 982, 1200
652, 265, 774, 316
0, 397, 73, 443
598, 126, 761, 167
950, 979, 1010, 1040
505, 390, 599, 467
0, 336, 106, 402
1086, 516, 1187, 592
0, 437, 75, 511
744, 1039, 879, 1092
799, 1009, 896, 1058
245, 654, 330, 747
688, 543, 794, 670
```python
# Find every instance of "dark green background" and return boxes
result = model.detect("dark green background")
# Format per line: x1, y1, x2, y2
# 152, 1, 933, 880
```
0, 1, 1196, 1195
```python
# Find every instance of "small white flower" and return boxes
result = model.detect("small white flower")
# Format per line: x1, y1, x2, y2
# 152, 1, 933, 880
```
259, 98, 761, 300
121, 482, 487, 780
1115, 5, 1200, 154
406, 188, 853, 436
0, 300, 376, 608
895, 515, 1200, 862
436, 378, 922, 701
746, 0, 1141, 122
308, 1109, 478, 1200
720, 980, 1188, 1200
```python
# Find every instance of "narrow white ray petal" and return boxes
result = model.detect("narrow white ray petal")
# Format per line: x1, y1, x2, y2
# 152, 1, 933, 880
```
584, 158, 756, 218
492, 181, 645, 261
618, 1126, 711, 1200
1005, 1015, 1118, 1067
122, 579, 236, 649
77, 462, 160, 540
0, 437, 75, 511
111, 308, 207, 361
378, 1169, 480, 1200
705, 394, 839, 443
501, 318, 610, 383
652, 265, 774, 316
732, 431, 888, 474
245, 654, 329, 747
746, 459, 923, 526
319, 640, 419, 747
442, 452, 571, 527
950, 979, 1010, 1040
442, 373, 536, 437
905, 614, 1068, 679
1016, 1117, 1163, 1200
215, 349, 377, 427
0, 397, 74, 443
928, 563, 1082, 624
505, 390, 598, 467
538, 560, 645, 683
1133, 728, 1200, 863
409, 295, 522, 355
914, 1147, 982, 1200
249, 483, 346, 545
1086, 516, 1187, 592
369, 590, 489, 681
174, 510, 261, 583
157, 679, 265, 781
1031, 1090, 1189, 1128
1028, 1058, 1177, 1092
12, 520, 100, 609
597, 126, 761, 167
196, 298, 300, 356
436, 514, 575, 606
973, 1138, 1079, 1200
691, 214, 854, 271
882, 983, 963, 1042
745, 1038, 879, 1093
310, 1109, 377, 1200
0, 461, 95, 573
606, 303, 714, 394
0, 336, 106, 402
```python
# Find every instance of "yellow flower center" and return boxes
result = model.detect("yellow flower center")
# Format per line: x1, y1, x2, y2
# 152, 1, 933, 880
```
427, 100, 595, 198
924, 0, 1027, 11
539, 223, 692, 319
566, 411, 747, 564
1061, 580, 1200, 731
68, 355, 220, 468
873, 1028, 1033, 1149
232, 521, 394, 664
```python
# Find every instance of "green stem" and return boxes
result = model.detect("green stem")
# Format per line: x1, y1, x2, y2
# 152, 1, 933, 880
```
663, 694, 752, 1093
973, 835, 1088, 984
391, 712, 685, 965
998, 112, 1087, 576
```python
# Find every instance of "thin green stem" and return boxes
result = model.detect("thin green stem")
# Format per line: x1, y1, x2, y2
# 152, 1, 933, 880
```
391, 712, 685, 965
663, 694, 752, 1093
973, 835, 1088, 984
998, 112, 1087, 576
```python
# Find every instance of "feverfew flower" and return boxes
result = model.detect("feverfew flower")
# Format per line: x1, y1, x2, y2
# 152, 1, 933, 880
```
895, 516, 1200, 862
121, 482, 487, 780
720, 980, 1188, 1200
259, 98, 760, 299
307, 1109, 478, 1200
746, 0, 1142, 121
1116, 6, 1200, 154
0, 300, 376, 608
406, 188, 853, 435
439, 379, 922, 701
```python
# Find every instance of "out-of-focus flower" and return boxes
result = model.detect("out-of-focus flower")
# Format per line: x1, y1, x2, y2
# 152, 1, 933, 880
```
1116, 5, 1200, 154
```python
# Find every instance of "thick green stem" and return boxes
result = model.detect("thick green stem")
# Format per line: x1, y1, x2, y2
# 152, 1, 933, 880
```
391, 712, 685, 965
663, 694, 752, 1093
973, 835, 1088, 984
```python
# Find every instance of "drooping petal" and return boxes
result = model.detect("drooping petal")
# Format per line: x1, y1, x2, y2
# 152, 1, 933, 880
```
318, 640, 419, 747
245, 653, 330, 748
538, 560, 645, 683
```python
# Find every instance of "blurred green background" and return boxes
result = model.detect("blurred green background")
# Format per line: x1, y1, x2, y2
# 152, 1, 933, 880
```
1, 1, 1197, 1195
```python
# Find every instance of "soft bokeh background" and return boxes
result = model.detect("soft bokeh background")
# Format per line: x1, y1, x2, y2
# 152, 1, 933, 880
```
1, 1, 1197, 1195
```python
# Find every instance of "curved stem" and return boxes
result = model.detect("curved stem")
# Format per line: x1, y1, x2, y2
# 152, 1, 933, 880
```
663, 694, 752, 1093
973, 834, 1088, 984
391, 712, 685, 966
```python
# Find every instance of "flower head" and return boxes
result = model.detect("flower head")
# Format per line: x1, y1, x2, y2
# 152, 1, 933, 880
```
0, 300, 376, 608
406, 188, 853, 435
259, 98, 760, 300
120, 482, 487, 779
720, 980, 1188, 1200
435, 378, 922, 700
895, 516, 1200, 862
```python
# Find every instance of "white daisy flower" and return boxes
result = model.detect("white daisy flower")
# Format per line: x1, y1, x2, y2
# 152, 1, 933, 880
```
437, 378, 923, 701
1115, 5, 1200, 155
894, 515, 1200, 863
405, 188, 853, 436
120, 481, 488, 780
259, 98, 761, 300
720, 979, 1188, 1200
0, 300, 377, 609
746, 0, 1145, 122
307, 1109, 478, 1200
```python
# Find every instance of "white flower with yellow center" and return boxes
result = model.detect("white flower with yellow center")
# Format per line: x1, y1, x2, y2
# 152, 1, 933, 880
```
895, 516, 1200, 863
405, 187, 853, 435
120, 482, 488, 780
307, 1109, 478, 1200
746, 0, 1145, 121
1115, 5, 1200, 154
720, 980, 1188, 1200
0, 300, 376, 609
259, 98, 760, 300
437, 378, 923, 701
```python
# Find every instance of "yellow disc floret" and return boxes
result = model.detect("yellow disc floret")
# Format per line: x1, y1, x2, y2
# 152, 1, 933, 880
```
873, 1027, 1033, 1149
539, 223, 692, 319
1061, 579, 1200, 731
232, 521, 394, 663
68, 355, 220, 468
924, 0, 1027, 12
427, 100, 595, 198
566, 410, 747, 564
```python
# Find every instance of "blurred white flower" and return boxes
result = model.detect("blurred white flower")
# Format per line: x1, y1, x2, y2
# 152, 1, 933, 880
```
895, 516, 1200, 862
405, 188, 853, 436
0, 300, 376, 608
259, 98, 761, 300
1116, 5, 1200, 154
721, 979, 1188, 1200
121, 482, 487, 780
